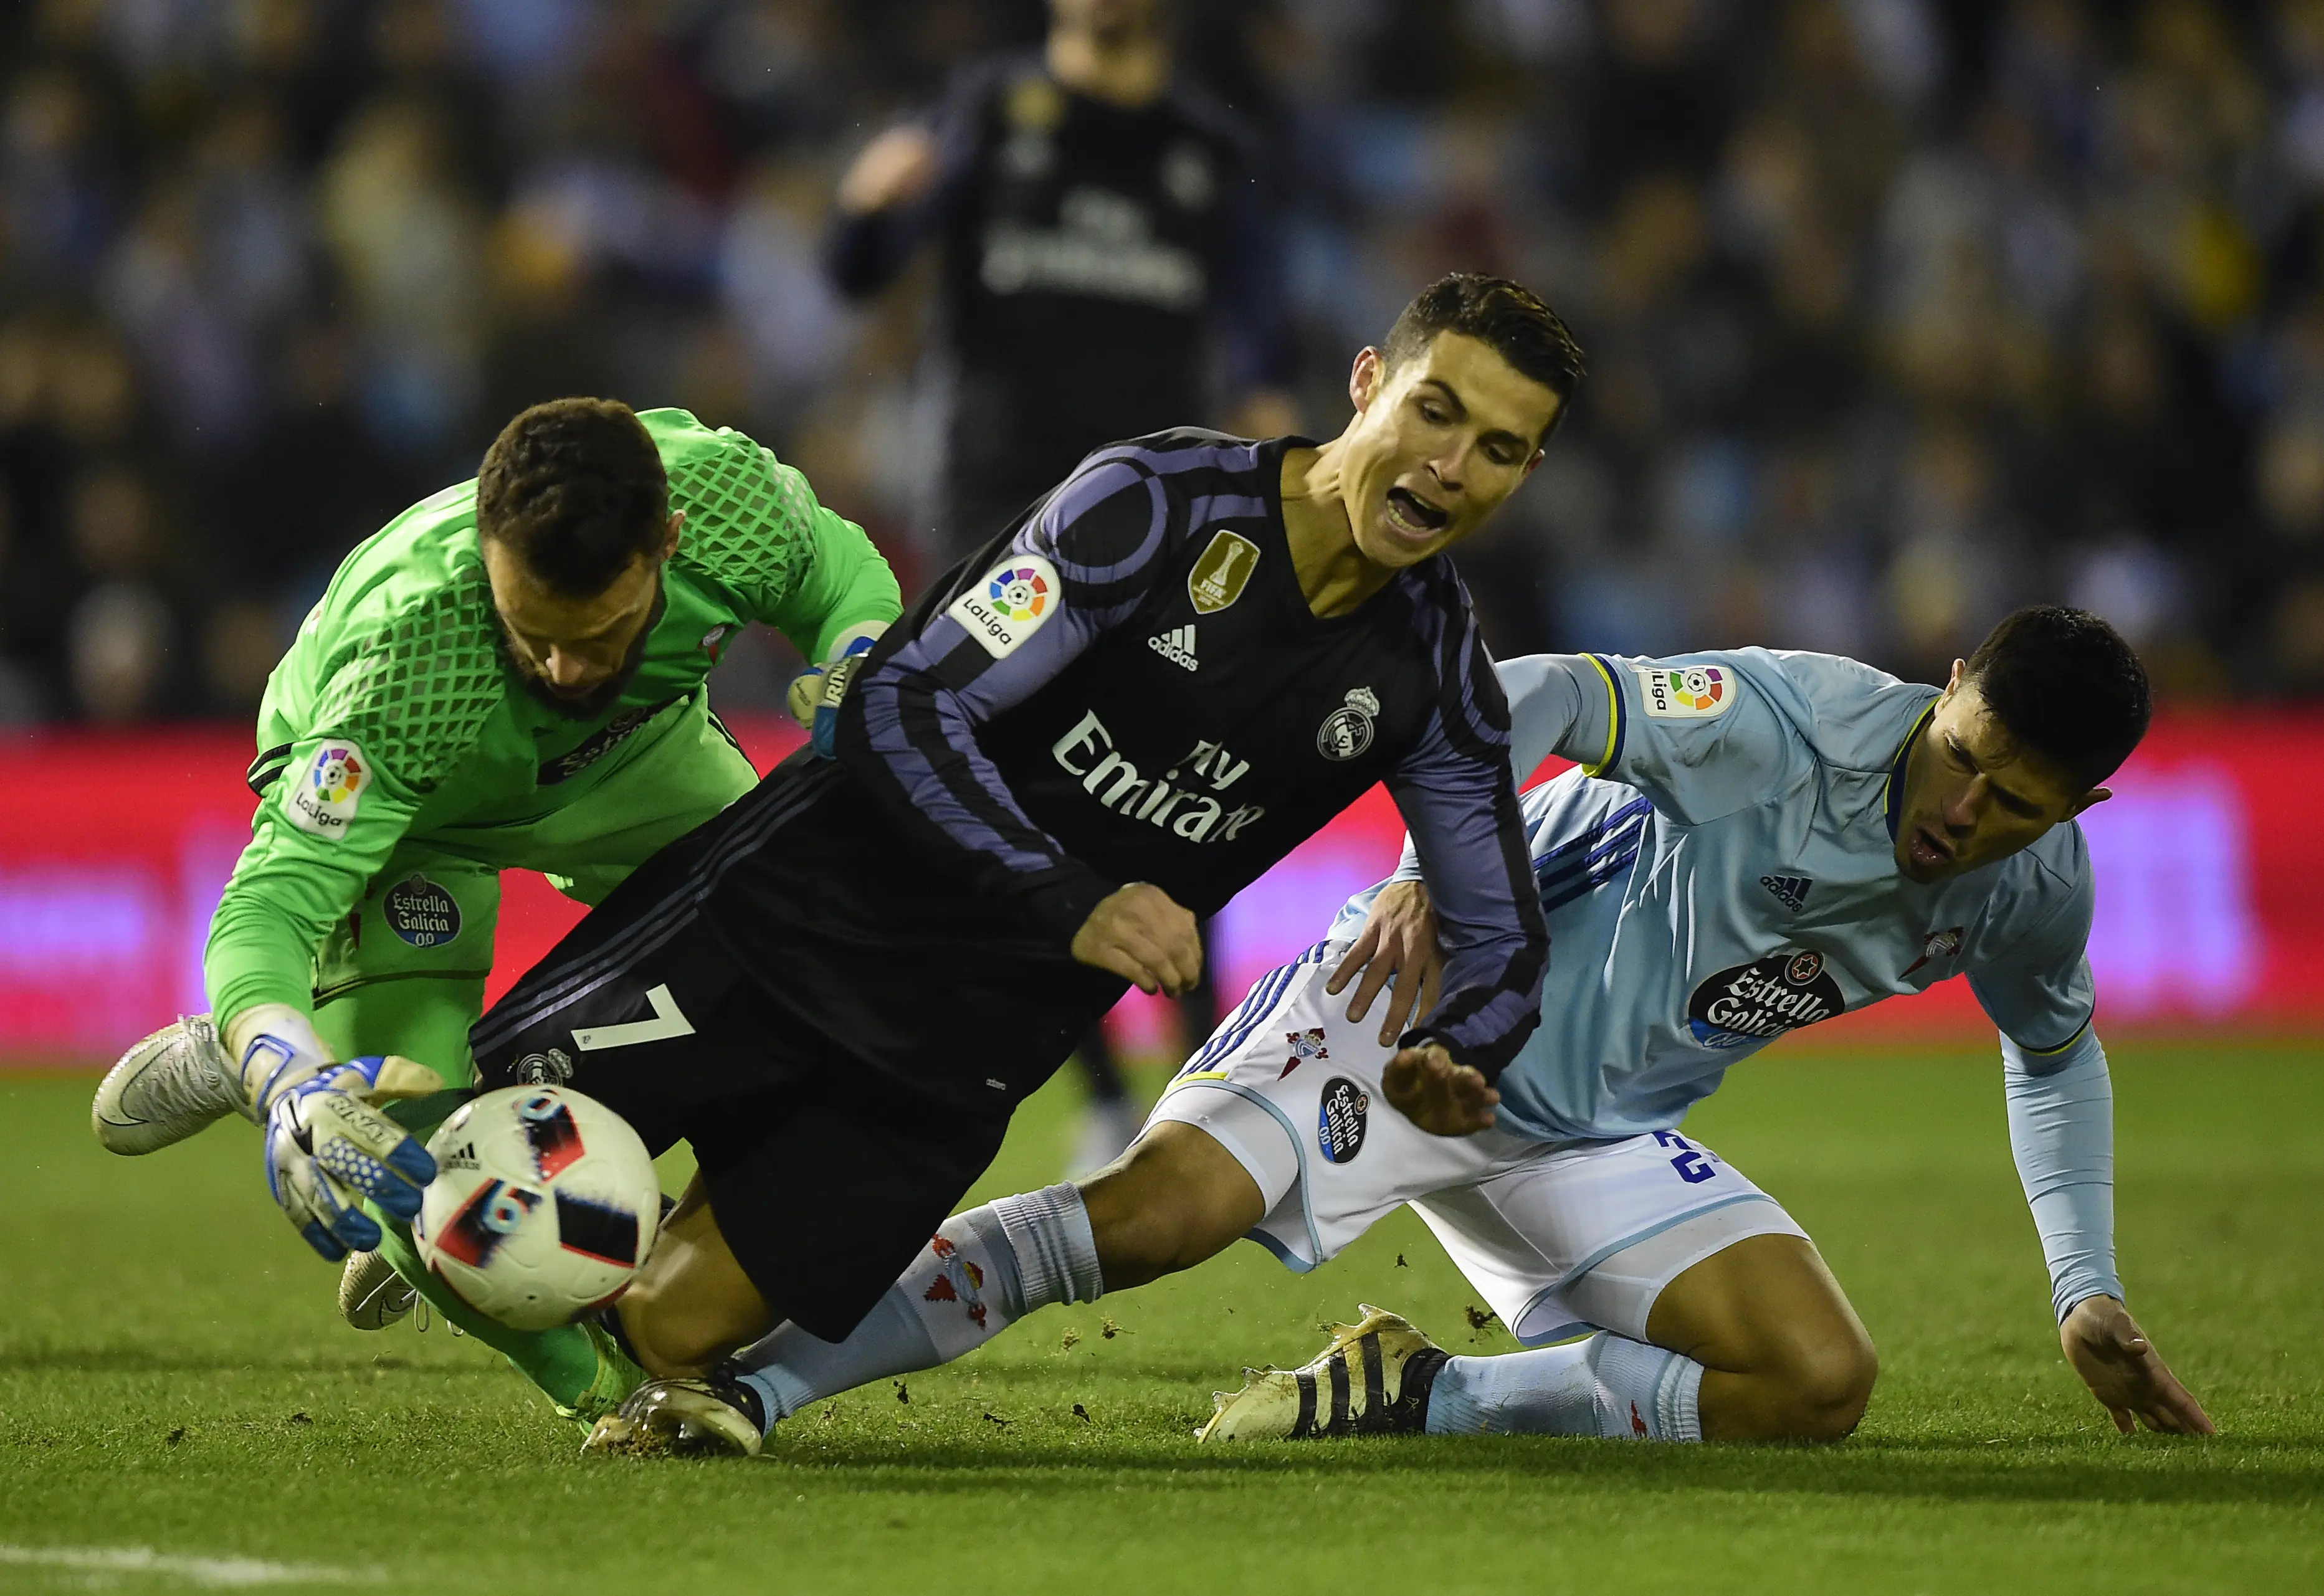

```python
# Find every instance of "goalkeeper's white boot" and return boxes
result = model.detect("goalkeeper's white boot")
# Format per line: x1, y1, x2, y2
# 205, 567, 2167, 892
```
91, 1015, 244, 1155
584, 1368, 765, 1459
1198, 1305, 1448, 1442
338, 1250, 418, 1331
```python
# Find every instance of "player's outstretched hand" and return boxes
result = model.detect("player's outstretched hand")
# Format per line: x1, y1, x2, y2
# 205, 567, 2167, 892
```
837, 125, 940, 215
1072, 882, 1202, 997
1383, 1042, 1498, 1137
1328, 880, 1444, 1047
2060, 1294, 2216, 1435
263, 1060, 438, 1261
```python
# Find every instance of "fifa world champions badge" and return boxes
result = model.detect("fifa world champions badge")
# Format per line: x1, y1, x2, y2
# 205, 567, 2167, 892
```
1187, 530, 1260, 614
285, 739, 373, 839
1636, 663, 1734, 720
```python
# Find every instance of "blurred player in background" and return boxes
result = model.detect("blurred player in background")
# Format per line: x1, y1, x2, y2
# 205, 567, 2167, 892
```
829, 0, 1300, 1165
90, 399, 900, 1426
696, 608, 2211, 1453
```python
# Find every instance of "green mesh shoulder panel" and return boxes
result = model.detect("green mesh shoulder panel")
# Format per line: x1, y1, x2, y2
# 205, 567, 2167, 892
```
663, 425, 819, 610
306, 562, 507, 792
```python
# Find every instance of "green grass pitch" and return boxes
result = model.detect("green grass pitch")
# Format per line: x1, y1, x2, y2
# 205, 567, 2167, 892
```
2, 1043, 2318, 1594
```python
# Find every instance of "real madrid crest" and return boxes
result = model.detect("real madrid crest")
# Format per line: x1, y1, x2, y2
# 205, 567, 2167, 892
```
1317, 686, 1379, 761
515, 1047, 574, 1086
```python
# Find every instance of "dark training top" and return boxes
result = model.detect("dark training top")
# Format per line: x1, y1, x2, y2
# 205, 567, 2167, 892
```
829, 430, 1548, 1083
826, 55, 1292, 521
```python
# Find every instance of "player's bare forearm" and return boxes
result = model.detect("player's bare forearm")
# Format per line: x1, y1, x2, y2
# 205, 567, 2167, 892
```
837, 126, 939, 215
1072, 882, 1202, 997
1382, 1042, 1498, 1136
1328, 879, 1444, 1045
2060, 1294, 2216, 1435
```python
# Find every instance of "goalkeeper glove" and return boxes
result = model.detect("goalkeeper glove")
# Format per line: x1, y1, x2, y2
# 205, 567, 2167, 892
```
263, 1060, 439, 1260
786, 622, 886, 758
230, 1005, 441, 1260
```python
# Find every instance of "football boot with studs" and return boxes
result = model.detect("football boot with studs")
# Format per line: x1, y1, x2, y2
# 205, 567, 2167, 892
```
1198, 1304, 1448, 1442
91, 1015, 245, 1155
338, 1250, 419, 1330
583, 1366, 766, 1458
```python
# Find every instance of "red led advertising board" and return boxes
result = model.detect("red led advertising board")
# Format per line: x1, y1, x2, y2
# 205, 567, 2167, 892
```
0, 710, 2315, 1062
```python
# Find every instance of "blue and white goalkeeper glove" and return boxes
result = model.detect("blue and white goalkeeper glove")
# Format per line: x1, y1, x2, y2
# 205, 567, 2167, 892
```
263, 1062, 437, 1260
232, 1005, 439, 1261
786, 623, 887, 759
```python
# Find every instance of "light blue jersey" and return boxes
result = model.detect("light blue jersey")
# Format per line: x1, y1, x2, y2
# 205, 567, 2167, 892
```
1334, 648, 2121, 1318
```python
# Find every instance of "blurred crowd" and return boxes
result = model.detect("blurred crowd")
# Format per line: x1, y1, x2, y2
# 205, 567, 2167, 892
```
6, 0, 2324, 724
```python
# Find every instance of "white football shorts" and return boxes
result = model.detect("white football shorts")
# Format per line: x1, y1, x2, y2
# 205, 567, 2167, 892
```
1145, 940, 1809, 1344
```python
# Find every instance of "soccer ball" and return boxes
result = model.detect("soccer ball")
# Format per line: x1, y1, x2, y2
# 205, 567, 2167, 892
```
412, 1085, 661, 1332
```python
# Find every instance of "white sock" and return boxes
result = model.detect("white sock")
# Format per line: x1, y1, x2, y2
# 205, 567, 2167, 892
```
1423, 1332, 1705, 1442
735, 1184, 1103, 1429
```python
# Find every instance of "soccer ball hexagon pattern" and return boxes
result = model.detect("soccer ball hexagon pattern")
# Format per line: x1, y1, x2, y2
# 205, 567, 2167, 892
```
412, 1086, 660, 1332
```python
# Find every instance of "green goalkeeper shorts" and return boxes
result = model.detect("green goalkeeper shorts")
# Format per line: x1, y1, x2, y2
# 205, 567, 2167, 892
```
308, 700, 760, 1093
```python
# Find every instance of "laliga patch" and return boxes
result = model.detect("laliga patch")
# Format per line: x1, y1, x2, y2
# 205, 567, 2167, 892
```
385, 873, 461, 948
284, 739, 372, 840
1187, 530, 1260, 615
948, 553, 1060, 658
1317, 1075, 1369, 1164
1637, 664, 1734, 720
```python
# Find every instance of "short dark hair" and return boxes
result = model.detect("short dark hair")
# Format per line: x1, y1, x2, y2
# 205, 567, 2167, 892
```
1381, 272, 1587, 434
1963, 606, 2151, 791
476, 397, 669, 597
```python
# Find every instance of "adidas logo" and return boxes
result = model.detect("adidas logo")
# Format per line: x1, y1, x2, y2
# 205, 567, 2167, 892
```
1147, 623, 1198, 670
1759, 873, 1811, 913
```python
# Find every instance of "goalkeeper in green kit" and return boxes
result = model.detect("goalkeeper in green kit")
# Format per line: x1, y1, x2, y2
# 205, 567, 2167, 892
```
90, 397, 900, 1423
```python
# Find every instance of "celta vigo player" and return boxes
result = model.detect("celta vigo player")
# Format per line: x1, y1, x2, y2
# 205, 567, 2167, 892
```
467, 273, 1586, 1451
680, 606, 2211, 1454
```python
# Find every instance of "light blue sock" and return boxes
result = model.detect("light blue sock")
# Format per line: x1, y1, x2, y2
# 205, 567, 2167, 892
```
735, 1184, 1103, 1432
1423, 1332, 1705, 1441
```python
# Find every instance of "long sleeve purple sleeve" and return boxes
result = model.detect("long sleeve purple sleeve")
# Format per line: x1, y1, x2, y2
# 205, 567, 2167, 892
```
1389, 605, 1550, 1079
835, 453, 1178, 946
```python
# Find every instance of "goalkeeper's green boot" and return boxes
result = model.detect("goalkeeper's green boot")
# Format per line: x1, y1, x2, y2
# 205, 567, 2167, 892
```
555, 1319, 650, 1433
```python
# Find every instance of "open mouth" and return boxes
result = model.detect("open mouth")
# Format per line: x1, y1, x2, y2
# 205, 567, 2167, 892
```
1907, 825, 1954, 870
1384, 486, 1451, 538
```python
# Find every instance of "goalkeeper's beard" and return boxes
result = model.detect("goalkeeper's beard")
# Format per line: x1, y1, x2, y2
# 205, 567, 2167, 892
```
502, 584, 665, 721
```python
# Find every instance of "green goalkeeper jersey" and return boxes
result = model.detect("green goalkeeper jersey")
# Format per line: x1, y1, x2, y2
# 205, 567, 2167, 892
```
205, 407, 900, 1028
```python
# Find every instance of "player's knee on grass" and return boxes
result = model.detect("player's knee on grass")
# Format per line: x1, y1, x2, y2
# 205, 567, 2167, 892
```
1649, 1233, 1877, 1442
1758, 1318, 1878, 1442
1079, 1122, 1264, 1291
